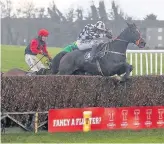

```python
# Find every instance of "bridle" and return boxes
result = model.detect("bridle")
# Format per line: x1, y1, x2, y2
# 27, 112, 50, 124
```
103, 28, 142, 56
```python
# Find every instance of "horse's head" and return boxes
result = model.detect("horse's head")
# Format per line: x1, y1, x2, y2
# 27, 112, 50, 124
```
121, 22, 146, 48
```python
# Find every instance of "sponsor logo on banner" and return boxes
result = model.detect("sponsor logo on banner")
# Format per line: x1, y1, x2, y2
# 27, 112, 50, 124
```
107, 110, 116, 128
145, 109, 152, 127
133, 109, 140, 127
157, 109, 164, 127
121, 110, 128, 128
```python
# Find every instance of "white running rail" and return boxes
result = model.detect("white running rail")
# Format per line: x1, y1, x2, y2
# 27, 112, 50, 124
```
126, 50, 164, 76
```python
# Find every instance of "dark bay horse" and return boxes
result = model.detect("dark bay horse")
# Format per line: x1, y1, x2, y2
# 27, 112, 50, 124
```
57, 23, 146, 81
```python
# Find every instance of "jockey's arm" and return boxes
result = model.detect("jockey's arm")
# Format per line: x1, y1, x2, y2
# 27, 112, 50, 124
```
43, 44, 52, 60
105, 29, 113, 39
30, 39, 42, 54
63, 45, 73, 52
63, 43, 78, 52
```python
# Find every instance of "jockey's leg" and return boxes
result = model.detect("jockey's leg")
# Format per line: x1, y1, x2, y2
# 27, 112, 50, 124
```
25, 54, 39, 72
32, 56, 47, 75
33, 58, 46, 70
76, 40, 92, 50
90, 40, 104, 61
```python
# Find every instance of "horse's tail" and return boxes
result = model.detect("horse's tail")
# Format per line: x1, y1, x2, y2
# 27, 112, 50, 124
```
51, 51, 68, 74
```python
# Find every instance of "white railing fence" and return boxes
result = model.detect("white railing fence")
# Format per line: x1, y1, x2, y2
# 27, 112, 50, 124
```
126, 50, 164, 76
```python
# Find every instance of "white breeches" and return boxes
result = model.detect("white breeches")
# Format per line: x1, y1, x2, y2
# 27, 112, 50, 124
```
25, 54, 46, 72
76, 39, 103, 50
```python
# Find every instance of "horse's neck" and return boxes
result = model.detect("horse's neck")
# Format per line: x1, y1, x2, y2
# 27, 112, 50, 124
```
111, 35, 129, 54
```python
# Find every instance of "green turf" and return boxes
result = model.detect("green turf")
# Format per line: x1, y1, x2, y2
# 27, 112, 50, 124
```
1, 129, 164, 143
1, 45, 62, 72
1, 45, 164, 75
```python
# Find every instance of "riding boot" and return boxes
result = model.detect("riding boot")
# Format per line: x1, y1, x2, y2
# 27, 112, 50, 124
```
37, 68, 47, 75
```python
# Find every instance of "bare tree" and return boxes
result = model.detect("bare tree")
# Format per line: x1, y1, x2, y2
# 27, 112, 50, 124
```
0, 0, 13, 18
65, 8, 74, 22
37, 8, 47, 18
76, 8, 83, 21
47, 0, 66, 22
21, 1, 37, 18
98, 0, 108, 21
144, 13, 157, 20
0, 0, 15, 44
14, 8, 23, 18
90, 2, 99, 20
109, 1, 124, 20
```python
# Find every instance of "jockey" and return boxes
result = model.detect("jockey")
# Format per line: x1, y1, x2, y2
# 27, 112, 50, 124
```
24, 29, 52, 74
63, 41, 78, 53
51, 41, 78, 74
76, 21, 112, 61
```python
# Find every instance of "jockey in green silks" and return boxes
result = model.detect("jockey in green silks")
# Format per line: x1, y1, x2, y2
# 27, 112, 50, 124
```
63, 41, 78, 53
51, 41, 78, 74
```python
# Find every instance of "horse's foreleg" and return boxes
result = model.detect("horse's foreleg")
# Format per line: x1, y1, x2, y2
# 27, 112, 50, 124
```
112, 62, 133, 82
121, 63, 133, 82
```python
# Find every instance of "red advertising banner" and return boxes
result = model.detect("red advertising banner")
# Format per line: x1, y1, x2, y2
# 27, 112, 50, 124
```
48, 106, 164, 133
48, 107, 105, 133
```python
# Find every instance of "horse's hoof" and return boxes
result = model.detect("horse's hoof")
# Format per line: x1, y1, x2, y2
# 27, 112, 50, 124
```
115, 75, 122, 81
119, 77, 127, 83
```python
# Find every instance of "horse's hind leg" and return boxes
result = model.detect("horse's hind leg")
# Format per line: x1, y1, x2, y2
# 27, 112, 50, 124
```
51, 51, 68, 74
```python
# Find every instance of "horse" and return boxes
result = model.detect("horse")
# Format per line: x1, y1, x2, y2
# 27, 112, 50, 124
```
57, 22, 146, 82
51, 51, 88, 75
51, 51, 68, 74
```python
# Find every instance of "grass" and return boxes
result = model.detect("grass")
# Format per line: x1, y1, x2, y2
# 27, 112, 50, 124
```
1, 45, 164, 75
1, 45, 62, 72
1, 129, 164, 143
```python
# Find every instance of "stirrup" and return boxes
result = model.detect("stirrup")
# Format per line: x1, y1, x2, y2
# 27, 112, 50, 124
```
37, 68, 47, 75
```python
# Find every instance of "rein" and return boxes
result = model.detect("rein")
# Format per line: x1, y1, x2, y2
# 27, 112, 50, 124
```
95, 38, 128, 76
100, 38, 129, 57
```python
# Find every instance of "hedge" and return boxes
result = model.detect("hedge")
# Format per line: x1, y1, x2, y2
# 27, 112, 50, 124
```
2, 75, 164, 113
